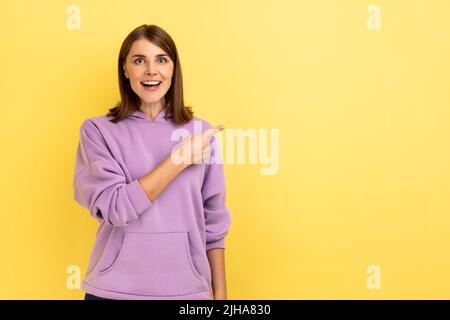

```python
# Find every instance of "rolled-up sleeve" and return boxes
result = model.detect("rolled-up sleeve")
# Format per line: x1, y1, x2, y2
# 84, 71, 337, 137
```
73, 119, 152, 227
201, 134, 232, 251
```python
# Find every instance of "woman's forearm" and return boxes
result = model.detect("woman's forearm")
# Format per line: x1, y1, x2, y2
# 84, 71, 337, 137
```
207, 248, 227, 300
138, 127, 222, 202
138, 154, 188, 202
138, 125, 224, 203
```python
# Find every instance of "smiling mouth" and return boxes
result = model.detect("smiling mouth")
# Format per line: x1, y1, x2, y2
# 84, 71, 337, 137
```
141, 81, 162, 87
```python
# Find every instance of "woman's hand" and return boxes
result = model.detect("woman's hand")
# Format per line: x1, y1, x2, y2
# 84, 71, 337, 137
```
139, 125, 225, 202
171, 125, 225, 166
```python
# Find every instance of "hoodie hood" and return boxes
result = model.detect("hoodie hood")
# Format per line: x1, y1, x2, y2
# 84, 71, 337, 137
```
128, 108, 171, 123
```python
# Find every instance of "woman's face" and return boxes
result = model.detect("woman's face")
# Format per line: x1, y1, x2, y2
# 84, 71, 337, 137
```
123, 39, 174, 107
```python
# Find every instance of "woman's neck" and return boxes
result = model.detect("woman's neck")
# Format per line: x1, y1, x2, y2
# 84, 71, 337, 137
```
140, 99, 166, 120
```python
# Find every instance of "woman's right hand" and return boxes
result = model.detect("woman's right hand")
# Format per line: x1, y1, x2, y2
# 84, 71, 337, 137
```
171, 125, 225, 166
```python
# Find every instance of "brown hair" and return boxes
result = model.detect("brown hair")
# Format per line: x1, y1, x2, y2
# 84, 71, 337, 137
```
107, 24, 194, 124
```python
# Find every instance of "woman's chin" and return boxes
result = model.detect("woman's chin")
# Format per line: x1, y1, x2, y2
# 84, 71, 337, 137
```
139, 96, 163, 103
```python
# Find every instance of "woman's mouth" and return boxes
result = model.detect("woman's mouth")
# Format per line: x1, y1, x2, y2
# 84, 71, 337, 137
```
141, 80, 162, 91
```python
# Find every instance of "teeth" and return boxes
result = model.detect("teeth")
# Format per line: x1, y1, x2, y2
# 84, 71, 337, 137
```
142, 81, 161, 85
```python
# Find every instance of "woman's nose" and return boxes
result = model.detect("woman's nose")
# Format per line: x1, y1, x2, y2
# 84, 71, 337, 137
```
145, 62, 157, 75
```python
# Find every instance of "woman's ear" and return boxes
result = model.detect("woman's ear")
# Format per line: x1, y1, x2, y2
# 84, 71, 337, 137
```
123, 65, 128, 78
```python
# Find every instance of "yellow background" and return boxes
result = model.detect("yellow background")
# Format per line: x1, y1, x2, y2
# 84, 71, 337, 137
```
1, 0, 449, 299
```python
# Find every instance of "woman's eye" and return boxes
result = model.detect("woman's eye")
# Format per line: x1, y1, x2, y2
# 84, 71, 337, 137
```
134, 58, 144, 64
157, 57, 167, 64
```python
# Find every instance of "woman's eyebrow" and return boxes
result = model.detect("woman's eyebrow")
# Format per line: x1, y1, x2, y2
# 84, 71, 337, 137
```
131, 54, 169, 58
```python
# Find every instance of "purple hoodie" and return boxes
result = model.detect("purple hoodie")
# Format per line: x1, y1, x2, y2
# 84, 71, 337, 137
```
73, 108, 231, 300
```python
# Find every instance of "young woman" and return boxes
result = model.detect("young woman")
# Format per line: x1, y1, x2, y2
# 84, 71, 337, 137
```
73, 24, 231, 300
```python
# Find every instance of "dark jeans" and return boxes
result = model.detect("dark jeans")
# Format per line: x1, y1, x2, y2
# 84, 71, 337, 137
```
84, 293, 114, 300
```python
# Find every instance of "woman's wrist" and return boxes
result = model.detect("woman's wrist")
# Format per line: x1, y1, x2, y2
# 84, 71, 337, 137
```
166, 153, 190, 172
213, 290, 227, 300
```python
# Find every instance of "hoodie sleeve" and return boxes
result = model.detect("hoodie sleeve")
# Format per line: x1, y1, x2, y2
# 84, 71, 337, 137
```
202, 134, 232, 251
73, 119, 152, 227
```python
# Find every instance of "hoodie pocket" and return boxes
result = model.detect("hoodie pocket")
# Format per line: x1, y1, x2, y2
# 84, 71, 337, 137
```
96, 231, 206, 296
